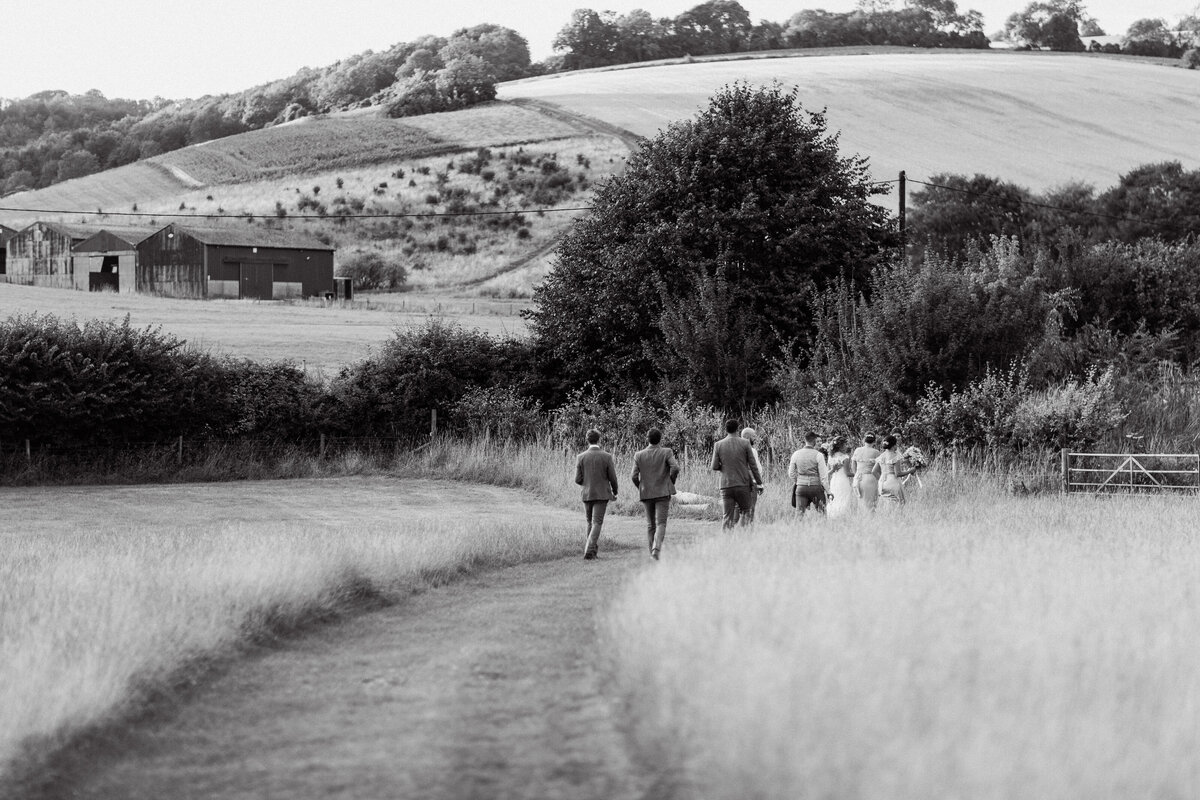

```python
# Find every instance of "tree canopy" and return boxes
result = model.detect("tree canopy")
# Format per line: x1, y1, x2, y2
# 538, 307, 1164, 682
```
528, 82, 897, 407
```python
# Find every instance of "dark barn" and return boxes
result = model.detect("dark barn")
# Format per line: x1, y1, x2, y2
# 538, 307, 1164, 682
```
73, 227, 159, 293
4, 221, 98, 289
136, 224, 335, 299
0, 223, 15, 276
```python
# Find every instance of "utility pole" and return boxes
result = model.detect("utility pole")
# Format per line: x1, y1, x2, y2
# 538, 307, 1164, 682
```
898, 170, 907, 261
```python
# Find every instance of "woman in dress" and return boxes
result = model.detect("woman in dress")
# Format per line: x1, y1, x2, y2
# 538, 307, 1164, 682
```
851, 433, 881, 512
873, 433, 913, 506
826, 437, 854, 518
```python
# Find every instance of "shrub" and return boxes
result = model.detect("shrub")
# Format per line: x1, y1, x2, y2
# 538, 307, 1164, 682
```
451, 386, 545, 441
326, 319, 533, 439
0, 314, 228, 447
1183, 48, 1200, 69
336, 250, 408, 291
1011, 368, 1125, 450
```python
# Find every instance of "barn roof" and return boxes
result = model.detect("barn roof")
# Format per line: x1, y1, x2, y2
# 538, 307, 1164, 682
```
18, 221, 103, 241
74, 227, 161, 252
0, 223, 15, 244
167, 223, 334, 252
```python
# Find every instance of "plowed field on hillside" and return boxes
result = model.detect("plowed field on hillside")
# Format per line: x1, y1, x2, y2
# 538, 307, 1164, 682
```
502, 51, 1200, 192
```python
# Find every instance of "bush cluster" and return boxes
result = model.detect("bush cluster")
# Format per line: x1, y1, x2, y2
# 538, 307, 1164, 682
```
0, 315, 323, 448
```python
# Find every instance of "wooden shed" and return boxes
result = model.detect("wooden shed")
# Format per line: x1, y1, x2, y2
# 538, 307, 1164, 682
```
0, 223, 15, 276
73, 227, 159, 293
136, 224, 335, 300
3, 221, 99, 289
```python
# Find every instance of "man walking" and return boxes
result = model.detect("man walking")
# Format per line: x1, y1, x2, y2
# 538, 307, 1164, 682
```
575, 428, 619, 560
788, 430, 830, 516
632, 428, 680, 560
741, 426, 766, 524
711, 419, 763, 530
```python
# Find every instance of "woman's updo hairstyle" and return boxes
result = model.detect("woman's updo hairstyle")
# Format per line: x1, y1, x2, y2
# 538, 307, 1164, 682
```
882, 434, 899, 450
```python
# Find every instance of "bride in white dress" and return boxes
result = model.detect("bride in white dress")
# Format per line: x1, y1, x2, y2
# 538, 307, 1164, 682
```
826, 437, 854, 518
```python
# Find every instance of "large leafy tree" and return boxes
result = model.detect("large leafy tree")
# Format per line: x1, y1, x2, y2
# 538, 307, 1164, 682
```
528, 82, 897, 407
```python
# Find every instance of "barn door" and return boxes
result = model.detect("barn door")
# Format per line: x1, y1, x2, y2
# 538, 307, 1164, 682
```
239, 263, 273, 300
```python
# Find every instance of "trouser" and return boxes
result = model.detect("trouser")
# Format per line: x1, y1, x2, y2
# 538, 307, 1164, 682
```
584, 499, 608, 555
642, 497, 670, 554
745, 484, 760, 523
795, 484, 827, 515
720, 485, 754, 530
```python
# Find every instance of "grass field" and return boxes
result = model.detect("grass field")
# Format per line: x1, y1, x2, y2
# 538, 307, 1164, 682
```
605, 478, 1200, 799
0, 476, 583, 787
502, 50, 1200, 194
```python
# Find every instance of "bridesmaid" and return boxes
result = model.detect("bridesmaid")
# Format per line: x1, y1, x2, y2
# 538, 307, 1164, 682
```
873, 433, 914, 506
851, 433, 881, 512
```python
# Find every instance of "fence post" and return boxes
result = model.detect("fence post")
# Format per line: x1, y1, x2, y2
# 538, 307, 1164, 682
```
430, 409, 438, 437
177, 435, 183, 465
1061, 448, 1069, 495
25, 439, 31, 466
951, 449, 958, 479
319, 433, 326, 460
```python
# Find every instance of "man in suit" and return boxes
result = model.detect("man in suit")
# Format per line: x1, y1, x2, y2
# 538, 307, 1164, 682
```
711, 418, 763, 530
631, 428, 681, 561
575, 428, 619, 560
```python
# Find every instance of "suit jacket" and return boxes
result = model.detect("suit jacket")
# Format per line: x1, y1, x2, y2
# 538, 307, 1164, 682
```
632, 444, 680, 500
710, 434, 763, 489
575, 446, 619, 501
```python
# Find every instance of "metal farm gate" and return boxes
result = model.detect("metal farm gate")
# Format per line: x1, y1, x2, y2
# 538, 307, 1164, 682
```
1062, 450, 1200, 495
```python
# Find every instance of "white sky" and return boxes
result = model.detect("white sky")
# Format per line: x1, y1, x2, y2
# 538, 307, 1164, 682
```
1, 0, 1195, 100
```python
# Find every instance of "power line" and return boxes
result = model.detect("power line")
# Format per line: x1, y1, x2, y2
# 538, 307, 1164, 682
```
0, 205, 594, 221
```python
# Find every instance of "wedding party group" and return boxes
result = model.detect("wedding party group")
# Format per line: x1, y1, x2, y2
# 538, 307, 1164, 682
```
572, 420, 928, 562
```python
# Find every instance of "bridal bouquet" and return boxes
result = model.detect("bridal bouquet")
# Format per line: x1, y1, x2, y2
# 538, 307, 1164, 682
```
902, 445, 929, 471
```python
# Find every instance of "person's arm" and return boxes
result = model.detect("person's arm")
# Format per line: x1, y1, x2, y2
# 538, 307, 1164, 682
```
872, 457, 882, 479
747, 443, 763, 487
818, 452, 830, 490
843, 456, 854, 477
787, 452, 798, 483
667, 449, 680, 483
710, 443, 722, 473
575, 457, 584, 486
631, 457, 641, 489
607, 456, 619, 497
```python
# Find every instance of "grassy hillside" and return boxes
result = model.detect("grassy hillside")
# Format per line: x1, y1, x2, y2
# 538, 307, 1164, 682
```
0, 103, 626, 297
6, 50, 1199, 302
501, 50, 1200, 193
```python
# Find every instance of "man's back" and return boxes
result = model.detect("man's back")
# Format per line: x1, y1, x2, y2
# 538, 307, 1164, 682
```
633, 444, 679, 499
576, 447, 618, 501
710, 434, 759, 489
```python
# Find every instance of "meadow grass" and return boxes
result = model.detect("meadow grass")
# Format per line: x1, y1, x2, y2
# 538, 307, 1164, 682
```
0, 479, 581, 788
603, 476, 1200, 799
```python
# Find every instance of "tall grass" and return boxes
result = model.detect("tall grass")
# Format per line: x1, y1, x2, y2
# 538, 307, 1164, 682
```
0, 511, 578, 788
604, 488, 1200, 799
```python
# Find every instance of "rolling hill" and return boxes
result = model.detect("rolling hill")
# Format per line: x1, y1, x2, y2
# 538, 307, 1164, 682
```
3, 49, 1199, 299
501, 50, 1200, 194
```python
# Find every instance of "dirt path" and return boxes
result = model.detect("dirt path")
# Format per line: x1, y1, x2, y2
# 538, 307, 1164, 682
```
27, 483, 704, 800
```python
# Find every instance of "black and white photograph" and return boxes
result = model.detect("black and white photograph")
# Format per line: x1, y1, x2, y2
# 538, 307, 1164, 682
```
3, 0, 1200, 797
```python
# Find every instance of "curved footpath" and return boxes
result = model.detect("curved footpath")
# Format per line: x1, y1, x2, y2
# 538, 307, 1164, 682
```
24, 483, 705, 800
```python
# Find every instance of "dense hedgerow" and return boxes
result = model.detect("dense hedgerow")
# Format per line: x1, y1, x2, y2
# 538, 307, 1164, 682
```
324, 318, 536, 440
0, 314, 322, 448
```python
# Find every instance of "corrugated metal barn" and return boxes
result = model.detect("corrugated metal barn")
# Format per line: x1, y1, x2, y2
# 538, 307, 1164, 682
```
3, 221, 98, 289
73, 227, 159, 293
136, 223, 335, 299
0, 223, 15, 276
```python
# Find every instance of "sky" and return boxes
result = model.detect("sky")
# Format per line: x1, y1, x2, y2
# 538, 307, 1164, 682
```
2, 0, 1196, 101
